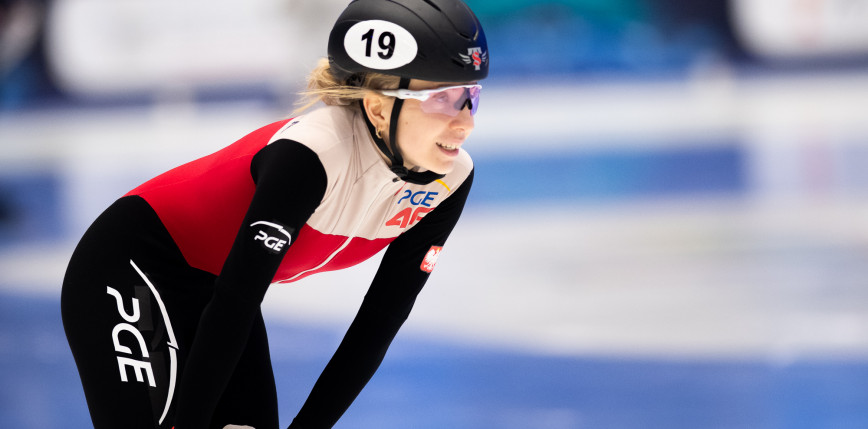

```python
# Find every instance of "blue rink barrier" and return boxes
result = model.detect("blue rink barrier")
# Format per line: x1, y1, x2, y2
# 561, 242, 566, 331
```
3, 291, 867, 429
470, 141, 746, 205
0, 171, 62, 246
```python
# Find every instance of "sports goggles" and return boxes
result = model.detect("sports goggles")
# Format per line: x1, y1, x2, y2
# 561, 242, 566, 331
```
379, 84, 481, 117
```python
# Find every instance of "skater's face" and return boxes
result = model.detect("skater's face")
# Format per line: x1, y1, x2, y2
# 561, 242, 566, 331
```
364, 79, 478, 174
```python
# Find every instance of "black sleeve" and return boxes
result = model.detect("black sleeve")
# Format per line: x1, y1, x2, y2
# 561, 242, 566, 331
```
289, 169, 475, 429
173, 139, 327, 428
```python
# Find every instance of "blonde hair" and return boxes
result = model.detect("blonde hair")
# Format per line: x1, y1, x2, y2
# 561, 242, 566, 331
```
293, 58, 401, 115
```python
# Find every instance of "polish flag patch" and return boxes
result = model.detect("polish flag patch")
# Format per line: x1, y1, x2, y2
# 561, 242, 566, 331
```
420, 246, 443, 273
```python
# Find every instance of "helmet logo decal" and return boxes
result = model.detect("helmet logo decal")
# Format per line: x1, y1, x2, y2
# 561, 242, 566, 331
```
344, 20, 418, 71
460, 47, 488, 71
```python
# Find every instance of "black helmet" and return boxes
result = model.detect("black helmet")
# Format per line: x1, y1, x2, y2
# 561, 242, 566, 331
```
328, 0, 488, 184
328, 0, 489, 84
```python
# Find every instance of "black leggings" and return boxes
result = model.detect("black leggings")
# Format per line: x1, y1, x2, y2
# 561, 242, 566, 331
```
61, 196, 279, 429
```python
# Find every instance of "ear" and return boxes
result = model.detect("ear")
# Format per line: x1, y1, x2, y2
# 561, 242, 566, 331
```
362, 93, 392, 133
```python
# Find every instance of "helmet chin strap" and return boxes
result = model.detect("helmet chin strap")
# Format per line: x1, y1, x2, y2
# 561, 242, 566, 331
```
361, 76, 446, 185
386, 77, 410, 179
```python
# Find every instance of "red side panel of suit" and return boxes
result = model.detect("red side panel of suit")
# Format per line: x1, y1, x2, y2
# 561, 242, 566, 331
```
275, 224, 394, 282
125, 120, 288, 276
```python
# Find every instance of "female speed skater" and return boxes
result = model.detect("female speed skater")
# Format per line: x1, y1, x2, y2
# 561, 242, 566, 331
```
60, 0, 489, 427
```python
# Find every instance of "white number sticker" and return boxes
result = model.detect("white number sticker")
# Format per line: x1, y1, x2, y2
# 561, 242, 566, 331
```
344, 20, 418, 70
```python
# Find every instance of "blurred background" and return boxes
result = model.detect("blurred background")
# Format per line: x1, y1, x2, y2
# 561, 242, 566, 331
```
2, 0, 868, 427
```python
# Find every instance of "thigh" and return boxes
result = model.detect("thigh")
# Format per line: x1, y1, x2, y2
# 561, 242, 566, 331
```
62, 254, 184, 428
61, 197, 212, 429
210, 311, 279, 429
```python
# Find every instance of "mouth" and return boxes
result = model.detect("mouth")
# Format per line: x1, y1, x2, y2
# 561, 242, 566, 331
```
436, 142, 461, 151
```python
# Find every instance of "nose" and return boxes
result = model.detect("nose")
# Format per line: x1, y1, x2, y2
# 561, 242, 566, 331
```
451, 104, 475, 134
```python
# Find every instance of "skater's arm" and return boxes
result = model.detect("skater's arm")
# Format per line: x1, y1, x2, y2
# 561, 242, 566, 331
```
174, 140, 327, 427
289, 170, 474, 428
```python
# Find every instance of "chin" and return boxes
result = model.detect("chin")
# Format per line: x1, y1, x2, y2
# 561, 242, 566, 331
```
428, 161, 455, 175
